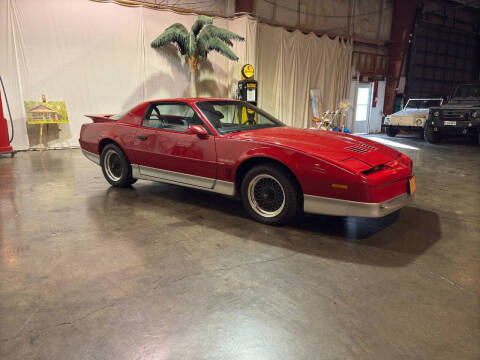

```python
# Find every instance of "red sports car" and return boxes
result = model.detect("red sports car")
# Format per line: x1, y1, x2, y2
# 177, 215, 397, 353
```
79, 98, 415, 225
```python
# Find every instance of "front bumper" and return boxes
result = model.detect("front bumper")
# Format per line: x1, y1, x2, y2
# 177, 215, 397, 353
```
303, 193, 413, 218
430, 118, 480, 129
384, 124, 423, 130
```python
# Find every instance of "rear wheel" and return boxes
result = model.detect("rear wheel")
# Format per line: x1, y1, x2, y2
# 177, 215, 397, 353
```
424, 122, 441, 144
386, 127, 399, 137
241, 164, 300, 225
100, 144, 136, 187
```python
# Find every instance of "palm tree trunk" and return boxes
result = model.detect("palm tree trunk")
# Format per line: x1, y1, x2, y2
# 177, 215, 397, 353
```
190, 71, 197, 97
188, 56, 198, 97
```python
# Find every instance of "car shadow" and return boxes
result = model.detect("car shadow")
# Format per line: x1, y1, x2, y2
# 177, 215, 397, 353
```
88, 183, 441, 268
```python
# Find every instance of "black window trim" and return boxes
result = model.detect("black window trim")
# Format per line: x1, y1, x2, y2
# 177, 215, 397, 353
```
194, 100, 285, 135
142, 101, 213, 135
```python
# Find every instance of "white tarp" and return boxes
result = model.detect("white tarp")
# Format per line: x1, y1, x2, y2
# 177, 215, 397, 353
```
1, 0, 255, 149
256, 23, 353, 128
1, 0, 353, 149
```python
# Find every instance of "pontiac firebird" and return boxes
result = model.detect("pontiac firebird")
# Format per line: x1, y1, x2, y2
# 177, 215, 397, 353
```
79, 98, 415, 225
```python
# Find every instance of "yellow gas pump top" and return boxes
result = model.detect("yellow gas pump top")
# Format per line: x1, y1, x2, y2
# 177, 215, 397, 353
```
241, 64, 254, 80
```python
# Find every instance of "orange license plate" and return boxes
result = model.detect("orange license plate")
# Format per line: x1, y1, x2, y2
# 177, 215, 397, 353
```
409, 176, 416, 195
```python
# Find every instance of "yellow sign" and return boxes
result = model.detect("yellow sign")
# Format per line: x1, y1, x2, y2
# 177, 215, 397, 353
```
241, 64, 254, 79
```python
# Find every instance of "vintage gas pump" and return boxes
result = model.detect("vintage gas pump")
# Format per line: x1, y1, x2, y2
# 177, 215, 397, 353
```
237, 64, 257, 105
236, 64, 258, 125
0, 76, 15, 157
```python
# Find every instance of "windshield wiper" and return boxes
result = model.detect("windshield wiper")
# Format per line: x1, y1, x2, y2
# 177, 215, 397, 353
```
249, 124, 282, 129
220, 128, 243, 134
220, 124, 281, 134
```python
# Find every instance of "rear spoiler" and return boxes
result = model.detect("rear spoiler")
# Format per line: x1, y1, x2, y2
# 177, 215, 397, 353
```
85, 114, 115, 123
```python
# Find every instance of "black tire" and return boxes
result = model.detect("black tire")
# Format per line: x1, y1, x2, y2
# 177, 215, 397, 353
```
424, 122, 441, 144
100, 144, 136, 187
386, 127, 399, 137
240, 164, 300, 225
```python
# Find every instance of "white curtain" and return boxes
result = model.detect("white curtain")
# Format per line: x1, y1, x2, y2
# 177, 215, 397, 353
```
0, 0, 352, 149
0, 0, 256, 150
257, 23, 353, 128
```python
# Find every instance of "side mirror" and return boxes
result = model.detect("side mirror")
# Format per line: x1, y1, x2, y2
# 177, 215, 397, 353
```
186, 125, 209, 138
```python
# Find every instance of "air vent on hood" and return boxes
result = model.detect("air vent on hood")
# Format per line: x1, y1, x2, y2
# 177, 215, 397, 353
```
345, 143, 377, 153
360, 143, 376, 150
346, 146, 369, 153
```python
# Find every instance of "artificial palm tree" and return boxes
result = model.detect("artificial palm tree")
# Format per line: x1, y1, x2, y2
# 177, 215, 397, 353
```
151, 15, 244, 97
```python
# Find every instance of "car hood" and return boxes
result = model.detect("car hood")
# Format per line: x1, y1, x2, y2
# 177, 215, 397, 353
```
432, 103, 480, 110
391, 108, 428, 117
230, 127, 400, 168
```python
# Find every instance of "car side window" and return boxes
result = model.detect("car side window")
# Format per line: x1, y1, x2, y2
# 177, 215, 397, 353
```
143, 103, 204, 132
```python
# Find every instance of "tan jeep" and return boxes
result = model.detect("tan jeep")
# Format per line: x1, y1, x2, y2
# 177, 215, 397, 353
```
384, 98, 443, 138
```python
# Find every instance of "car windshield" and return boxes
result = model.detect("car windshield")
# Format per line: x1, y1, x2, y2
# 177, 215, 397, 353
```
453, 85, 480, 99
405, 99, 442, 109
196, 101, 284, 134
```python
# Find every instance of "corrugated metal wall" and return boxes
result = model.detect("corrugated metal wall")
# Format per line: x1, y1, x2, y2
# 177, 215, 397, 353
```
253, 0, 393, 44
405, 1, 480, 99
106, 0, 236, 16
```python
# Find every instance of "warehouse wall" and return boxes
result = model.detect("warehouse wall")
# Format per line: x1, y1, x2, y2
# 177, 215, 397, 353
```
404, 0, 480, 99
253, 0, 393, 44
92, 0, 237, 17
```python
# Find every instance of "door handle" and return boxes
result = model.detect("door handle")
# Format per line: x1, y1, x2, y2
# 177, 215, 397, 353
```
136, 135, 148, 141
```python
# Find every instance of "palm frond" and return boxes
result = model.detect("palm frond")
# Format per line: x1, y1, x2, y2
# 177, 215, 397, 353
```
197, 25, 245, 45
197, 37, 240, 61
150, 23, 189, 55
191, 15, 213, 36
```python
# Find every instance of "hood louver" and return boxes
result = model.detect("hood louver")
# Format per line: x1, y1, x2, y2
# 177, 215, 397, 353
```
345, 143, 377, 154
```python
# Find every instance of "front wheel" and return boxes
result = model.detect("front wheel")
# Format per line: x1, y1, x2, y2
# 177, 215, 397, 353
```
241, 164, 300, 225
386, 127, 399, 137
100, 144, 136, 187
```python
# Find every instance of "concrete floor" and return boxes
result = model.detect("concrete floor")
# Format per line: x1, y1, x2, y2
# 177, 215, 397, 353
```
0, 135, 479, 360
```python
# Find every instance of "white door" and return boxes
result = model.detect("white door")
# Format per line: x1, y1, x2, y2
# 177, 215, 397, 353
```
354, 83, 372, 134
368, 81, 386, 133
